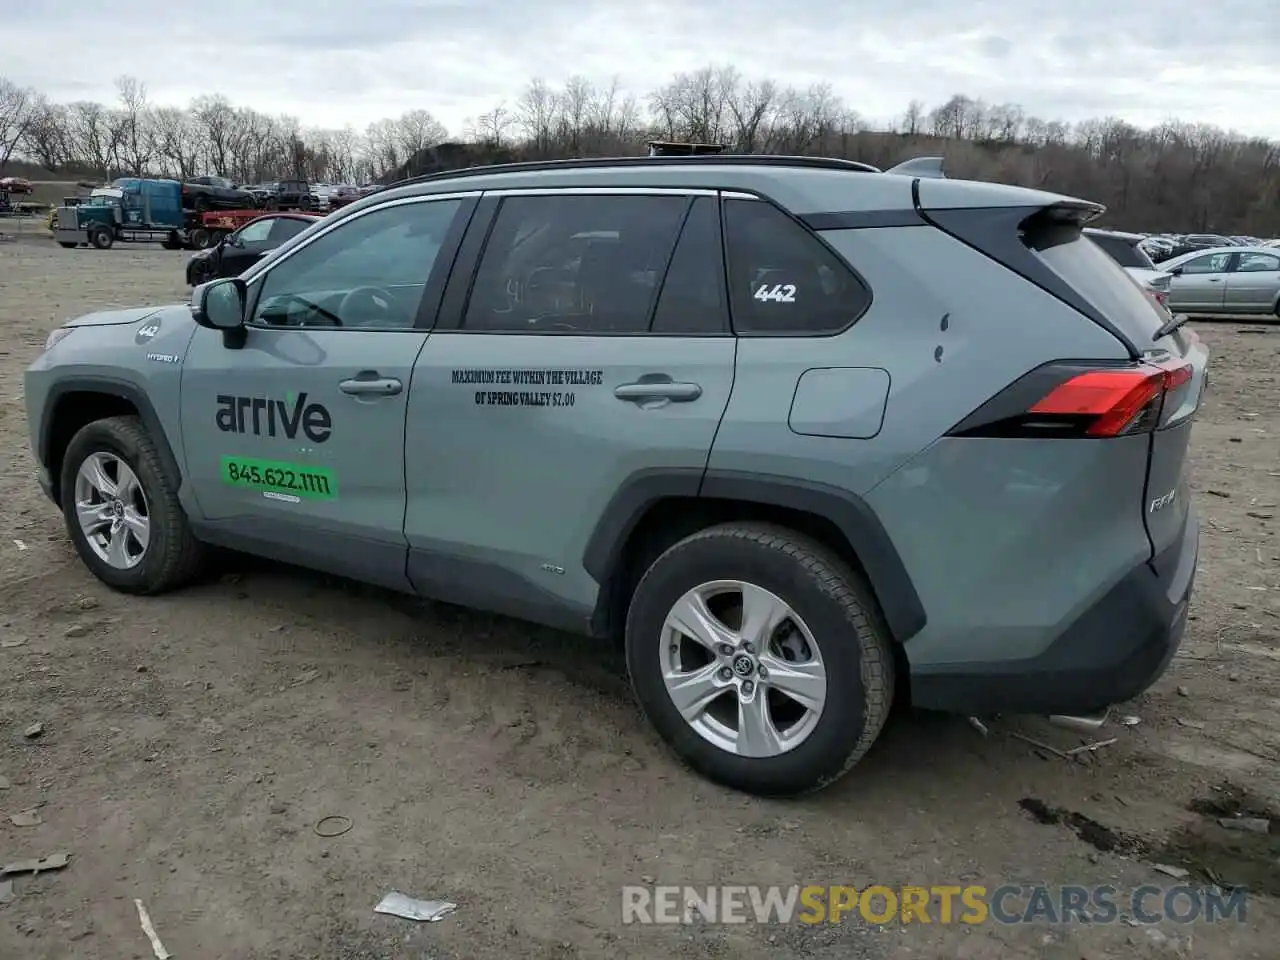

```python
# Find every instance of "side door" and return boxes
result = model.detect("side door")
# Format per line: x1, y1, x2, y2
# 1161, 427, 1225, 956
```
404, 189, 736, 626
217, 216, 276, 277
178, 192, 477, 590
1224, 252, 1280, 313
1168, 251, 1234, 312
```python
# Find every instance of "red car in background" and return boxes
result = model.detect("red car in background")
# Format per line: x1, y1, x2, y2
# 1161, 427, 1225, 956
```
0, 176, 33, 194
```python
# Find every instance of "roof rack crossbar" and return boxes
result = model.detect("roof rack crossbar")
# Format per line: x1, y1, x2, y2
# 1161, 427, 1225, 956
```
385, 153, 884, 190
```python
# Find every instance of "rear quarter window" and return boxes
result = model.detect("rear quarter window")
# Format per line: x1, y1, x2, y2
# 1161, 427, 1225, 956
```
1089, 234, 1155, 269
1034, 234, 1168, 338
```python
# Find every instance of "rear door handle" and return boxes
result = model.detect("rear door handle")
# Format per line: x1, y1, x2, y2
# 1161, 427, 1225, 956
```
614, 379, 703, 403
339, 373, 402, 397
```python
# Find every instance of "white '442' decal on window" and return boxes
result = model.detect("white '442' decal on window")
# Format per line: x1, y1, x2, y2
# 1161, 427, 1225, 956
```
753, 283, 797, 303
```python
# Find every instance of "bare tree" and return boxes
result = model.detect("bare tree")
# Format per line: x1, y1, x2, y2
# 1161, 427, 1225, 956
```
1, 68, 1277, 237
0, 77, 37, 168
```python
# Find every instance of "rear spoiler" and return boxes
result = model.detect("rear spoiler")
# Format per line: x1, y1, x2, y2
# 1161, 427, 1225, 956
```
884, 156, 946, 179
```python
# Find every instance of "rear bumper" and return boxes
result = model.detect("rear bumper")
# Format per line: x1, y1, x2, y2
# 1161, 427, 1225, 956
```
910, 506, 1199, 715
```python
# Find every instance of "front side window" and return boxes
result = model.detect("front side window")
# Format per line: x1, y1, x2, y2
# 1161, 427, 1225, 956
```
250, 198, 462, 330
1180, 253, 1232, 274
235, 218, 274, 244
462, 194, 688, 333
723, 199, 870, 335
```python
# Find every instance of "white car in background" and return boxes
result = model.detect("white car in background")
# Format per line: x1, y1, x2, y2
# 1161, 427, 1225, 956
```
1085, 228, 1173, 310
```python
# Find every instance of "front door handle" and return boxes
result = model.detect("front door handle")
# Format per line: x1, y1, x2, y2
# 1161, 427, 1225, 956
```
339, 373, 402, 397
614, 378, 702, 403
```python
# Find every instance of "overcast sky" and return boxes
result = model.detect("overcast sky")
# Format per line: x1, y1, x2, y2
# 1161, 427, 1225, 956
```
5, 1, 1279, 139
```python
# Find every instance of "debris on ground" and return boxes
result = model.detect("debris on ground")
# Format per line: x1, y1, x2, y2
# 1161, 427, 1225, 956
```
291, 668, 320, 686
9, 809, 43, 827
11, 539, 26, 551
966, 716, 989, 737
1118, 715, 1141, 726
22, 722, 43, 738
135, 898, 171, 959
374, 891, 458, 922
63, 623, 92, 638
314, 815, 353, 837
1, 635, 27, 648
1066, 738, 1119, 757
1153, 864, 1190, 879
1177, 685, 1192, 697
0, 879, 13, 904
1, 852, 71, 876
1217, 817, 1270, 834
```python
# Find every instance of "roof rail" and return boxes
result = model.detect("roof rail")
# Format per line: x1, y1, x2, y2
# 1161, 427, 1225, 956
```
884, 156, 946, 179
385, 153, 884, 189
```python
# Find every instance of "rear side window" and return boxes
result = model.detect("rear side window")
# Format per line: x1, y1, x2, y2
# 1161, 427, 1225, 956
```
1088, 233, 1154, 270
722, 199, 870, 335
269, 217, 311, 243
1034, 233, 1167, 337
463, 194, 687, 334
651, 197, 729, 334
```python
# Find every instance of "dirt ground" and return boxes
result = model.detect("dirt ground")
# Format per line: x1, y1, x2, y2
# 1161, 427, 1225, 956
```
0, 234, 1277, 960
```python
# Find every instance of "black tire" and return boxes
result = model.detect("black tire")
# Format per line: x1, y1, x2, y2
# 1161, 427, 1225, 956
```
59, 416, 205, 594
161, 231, 181, 250
625, 522, 894, 797
188, 228, 210, 249
88, 225, 113, 250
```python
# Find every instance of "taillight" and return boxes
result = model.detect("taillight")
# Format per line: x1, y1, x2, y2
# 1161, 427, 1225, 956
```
948, 360, 1194, 439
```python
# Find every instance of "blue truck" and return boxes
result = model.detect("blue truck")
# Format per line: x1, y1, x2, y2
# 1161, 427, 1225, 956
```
54, 178, 212, 250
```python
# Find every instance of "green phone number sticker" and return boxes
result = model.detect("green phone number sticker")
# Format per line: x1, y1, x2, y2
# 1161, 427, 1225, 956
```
221, 456, 338, 500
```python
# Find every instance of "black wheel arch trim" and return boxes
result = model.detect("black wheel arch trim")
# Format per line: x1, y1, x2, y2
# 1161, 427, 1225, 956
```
582, 468, 926, 644
40, 377, 183, 496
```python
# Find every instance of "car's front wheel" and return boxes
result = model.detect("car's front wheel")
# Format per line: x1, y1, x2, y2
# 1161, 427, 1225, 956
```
60, 416, 205, 594
625, 523, 894, 796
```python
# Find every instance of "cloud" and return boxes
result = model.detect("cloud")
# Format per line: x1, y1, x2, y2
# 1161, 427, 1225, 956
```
3, 0, 1278, 138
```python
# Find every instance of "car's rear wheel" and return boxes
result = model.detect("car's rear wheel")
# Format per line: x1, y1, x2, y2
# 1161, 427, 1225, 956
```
625, 522, 894, 796
60, 416, 205, 594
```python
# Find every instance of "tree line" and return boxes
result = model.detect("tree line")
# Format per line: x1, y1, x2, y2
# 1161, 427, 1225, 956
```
2, 68, 1277, 236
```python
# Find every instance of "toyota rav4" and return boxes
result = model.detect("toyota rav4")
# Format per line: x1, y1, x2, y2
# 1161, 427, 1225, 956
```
24, 153, 1206, 796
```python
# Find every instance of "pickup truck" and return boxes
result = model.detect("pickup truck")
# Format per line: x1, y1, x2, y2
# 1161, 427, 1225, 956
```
181, 176, 258, 212
269, 179, 314, 211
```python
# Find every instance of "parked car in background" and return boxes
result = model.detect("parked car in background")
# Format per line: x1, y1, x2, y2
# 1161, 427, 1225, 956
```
270, 179, 314, 211
0, 176, 33, 194
327, 184, 362, 210
1160, 246, 1280, 317
1085, 228, 1172, 309
1140, 236, 1177, 262
181, 176, 258, 212
184, 213, 319, 285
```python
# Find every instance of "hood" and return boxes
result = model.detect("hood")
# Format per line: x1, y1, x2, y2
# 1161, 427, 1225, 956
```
64, 304, 185, 328
1123, 267, 1173, 290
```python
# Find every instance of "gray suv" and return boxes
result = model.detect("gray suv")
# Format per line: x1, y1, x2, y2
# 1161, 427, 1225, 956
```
24, 154, 1206, 796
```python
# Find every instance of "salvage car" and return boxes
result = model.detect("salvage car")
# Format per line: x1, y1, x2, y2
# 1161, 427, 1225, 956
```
181, 176, 258, 212
24, 153, 1206, 797
185, 213, 319, 285
1160, 246, 1280, 317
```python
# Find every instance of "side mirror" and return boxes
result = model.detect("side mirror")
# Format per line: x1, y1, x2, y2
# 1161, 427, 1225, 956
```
223, 232, 241, 248
1169, 266, 1183, 276
192, 278, 247, 347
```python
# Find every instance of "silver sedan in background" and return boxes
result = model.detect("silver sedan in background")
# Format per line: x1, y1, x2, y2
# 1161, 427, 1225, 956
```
1160, 246, 1280, 317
